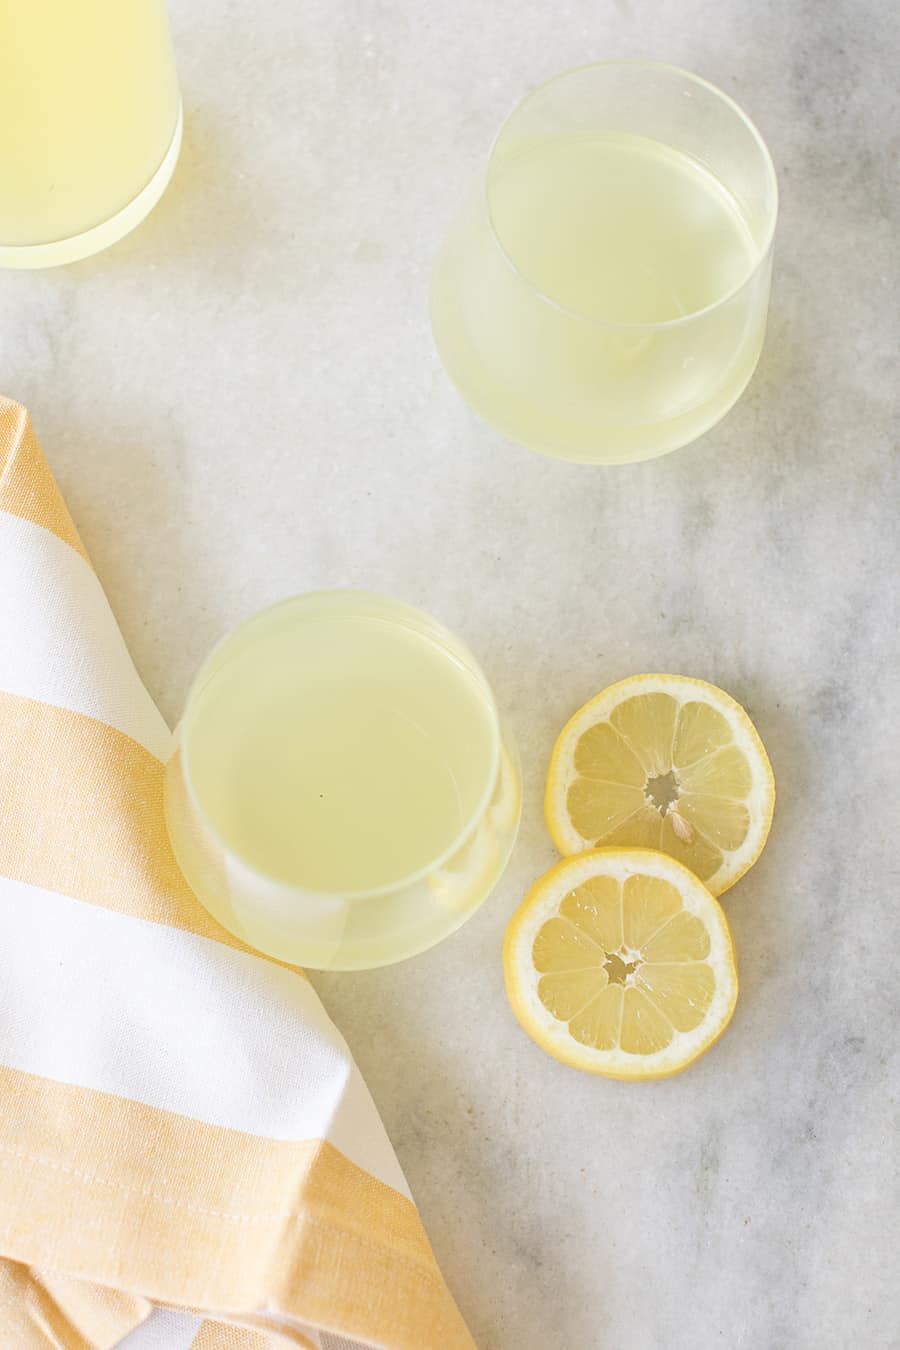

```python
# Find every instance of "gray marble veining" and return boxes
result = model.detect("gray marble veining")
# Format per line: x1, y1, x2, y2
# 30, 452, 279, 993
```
2, 1, 898, 1346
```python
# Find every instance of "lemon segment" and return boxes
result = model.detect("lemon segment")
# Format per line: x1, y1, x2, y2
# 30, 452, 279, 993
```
546, 675, 775, 895
504, 849, 738, 1079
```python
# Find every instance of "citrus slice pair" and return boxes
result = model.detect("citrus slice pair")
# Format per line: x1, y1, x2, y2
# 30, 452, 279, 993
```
505, 675, 774, 1079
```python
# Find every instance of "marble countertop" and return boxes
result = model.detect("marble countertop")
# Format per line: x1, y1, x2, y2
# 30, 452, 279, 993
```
2, 1, 898, 1346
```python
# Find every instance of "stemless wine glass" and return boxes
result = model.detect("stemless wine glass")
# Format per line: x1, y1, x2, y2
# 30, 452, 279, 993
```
431, 62, 778, 464
165, 591, 521, 971
0, 0, 181, 269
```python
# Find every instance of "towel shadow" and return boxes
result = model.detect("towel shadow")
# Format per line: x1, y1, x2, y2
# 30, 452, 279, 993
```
314, 955, 606, 1350
50, 412, 229, 728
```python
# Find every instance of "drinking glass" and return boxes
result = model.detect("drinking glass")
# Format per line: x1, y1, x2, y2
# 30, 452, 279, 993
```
165, 591, 521, 970
0, 0, 182, 268
431, 62, 778, 464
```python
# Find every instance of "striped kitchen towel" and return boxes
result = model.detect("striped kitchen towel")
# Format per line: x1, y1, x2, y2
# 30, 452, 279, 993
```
0, 396, 474, 1350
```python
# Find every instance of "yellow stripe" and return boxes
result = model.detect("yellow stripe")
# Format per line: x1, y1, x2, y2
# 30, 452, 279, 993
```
191, 1319, 315, 1349
0, 1258, 150, 1348
0, 1067, 474, 1349
0, 688, 302, 969
0, 398, 89, 562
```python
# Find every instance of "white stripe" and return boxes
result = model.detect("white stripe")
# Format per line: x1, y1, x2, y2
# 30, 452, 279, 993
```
114, 1309, 200, 1349
0, 875, 409, 1197
0, 509, 170, 760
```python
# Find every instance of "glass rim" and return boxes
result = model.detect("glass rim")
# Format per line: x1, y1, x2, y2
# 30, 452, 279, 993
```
0, 101, 183, 269
484, 59, 779, 333
175, 588, 506, 902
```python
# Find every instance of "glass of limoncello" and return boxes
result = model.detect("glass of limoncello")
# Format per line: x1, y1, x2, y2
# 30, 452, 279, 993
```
431, 62, 778, 464
165, 592, 521, 970
0, 0, 181, 268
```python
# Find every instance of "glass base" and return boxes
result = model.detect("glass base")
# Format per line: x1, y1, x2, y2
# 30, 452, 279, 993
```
0, 101, 183, 270
431, 262, 766, 466
433, 320, 762, 466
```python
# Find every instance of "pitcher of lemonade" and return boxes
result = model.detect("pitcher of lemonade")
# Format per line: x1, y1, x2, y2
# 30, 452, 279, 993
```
0, 0, 181, 268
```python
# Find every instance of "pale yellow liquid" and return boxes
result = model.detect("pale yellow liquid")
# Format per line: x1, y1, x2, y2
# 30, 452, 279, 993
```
167, 595, 519, 968
432, 132, 770, 463
491, 133, 756, 324
0, 0, 180, 247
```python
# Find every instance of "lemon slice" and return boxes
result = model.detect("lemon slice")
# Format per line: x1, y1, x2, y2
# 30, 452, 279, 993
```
504, 849, 738, 1078
545, 675, 774, 895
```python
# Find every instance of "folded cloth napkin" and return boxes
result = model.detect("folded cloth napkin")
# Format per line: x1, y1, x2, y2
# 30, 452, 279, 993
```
0, 396, 474, 1350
